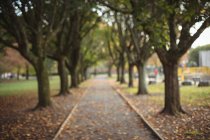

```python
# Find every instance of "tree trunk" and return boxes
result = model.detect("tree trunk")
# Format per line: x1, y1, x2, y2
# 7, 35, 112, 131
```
161, 62, 184, 115
35, 59, 51, 107
136, 63, 148, 95
70, 67, 78, 88
116, 65, 120, 82
94, 67, 97, 76
120, 55, 126, 84
108, 64, 112, 77
83, 67, 88, 80
58, 56, 69, 95
25, 64, 29, 80
67, 35, 81, 88
128, 63, 134, 87
17, 66, 20, 80
77, 73, 81, 84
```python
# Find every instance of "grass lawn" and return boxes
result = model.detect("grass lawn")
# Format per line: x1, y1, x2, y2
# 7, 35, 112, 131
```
122, 81, 210, 106
0, 76, 60, 96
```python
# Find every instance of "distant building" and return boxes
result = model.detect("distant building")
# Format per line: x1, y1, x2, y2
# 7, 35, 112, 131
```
199, 50, 210, 67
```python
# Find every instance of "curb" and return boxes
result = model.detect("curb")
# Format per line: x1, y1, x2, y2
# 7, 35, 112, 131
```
113, 87, 164, 140
52, 87, 89, 140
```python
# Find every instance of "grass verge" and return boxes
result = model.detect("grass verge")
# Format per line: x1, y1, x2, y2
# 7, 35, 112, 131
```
0, 76, 60, 96
119, 81, 210, 106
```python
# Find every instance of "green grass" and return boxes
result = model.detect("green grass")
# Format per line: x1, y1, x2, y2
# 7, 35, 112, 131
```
123, 81, 210, 106
0, 76, 60, 96
180, 85, 210, 106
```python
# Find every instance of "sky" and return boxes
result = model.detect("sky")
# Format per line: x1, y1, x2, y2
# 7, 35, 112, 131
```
191, 27, 210, 48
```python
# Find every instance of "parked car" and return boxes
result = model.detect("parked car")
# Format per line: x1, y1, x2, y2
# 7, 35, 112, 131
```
148, 75, 157, 85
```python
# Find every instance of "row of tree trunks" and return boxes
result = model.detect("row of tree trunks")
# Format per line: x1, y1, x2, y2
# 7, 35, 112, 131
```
14, 64, 30, 80
34, 52, 86, 106
115, 60, 148, 95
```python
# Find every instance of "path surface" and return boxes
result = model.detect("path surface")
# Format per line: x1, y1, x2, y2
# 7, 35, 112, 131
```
57, 76, 158, 140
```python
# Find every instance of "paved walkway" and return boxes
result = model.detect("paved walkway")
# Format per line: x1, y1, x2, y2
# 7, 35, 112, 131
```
57, 76, 157, 140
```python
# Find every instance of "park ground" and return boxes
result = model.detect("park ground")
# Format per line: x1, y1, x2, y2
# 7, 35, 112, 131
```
0, 75, 210, 140
112, 79, 210, 140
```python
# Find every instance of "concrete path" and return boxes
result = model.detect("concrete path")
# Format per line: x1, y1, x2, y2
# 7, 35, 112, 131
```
57, 76, 158, 140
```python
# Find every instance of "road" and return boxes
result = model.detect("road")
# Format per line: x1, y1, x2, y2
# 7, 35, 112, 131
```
56, 76, 158, 140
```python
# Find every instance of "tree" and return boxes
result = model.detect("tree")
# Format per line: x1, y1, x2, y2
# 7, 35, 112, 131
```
152, 0, 210, 115
0, 0, 66, 107
112, 4, 154, 93
126, 45, 135, 88
47, 20, 71, 96
106, 60, 113, 77
46, 1, 101, 93
113, 12, 136, 87
98, 0, 154, 93
114, 12, 128, 84
126, 17, 154, 94
106, 26, 123, 82
62, 1, 101, 88
79, 28, 108, 81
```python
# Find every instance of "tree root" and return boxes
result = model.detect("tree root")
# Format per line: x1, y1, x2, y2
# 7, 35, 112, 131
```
29, 103, 52, 111
136, 91, 149, 95
54, 90, 71, 97
159, 107, 189, 116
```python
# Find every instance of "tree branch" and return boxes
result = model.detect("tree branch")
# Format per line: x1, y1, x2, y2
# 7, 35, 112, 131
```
82, 16, 101, 38
0, 38, 19, 51
188, 17, 210, 46
95, 0, 132, 14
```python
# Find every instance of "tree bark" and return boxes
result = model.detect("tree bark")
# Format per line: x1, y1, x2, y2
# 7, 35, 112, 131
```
120, 54, 126, 84
116, 65, 120, 82
17, 66, 20, 80
25, 64, 29, 80
128, 63, 134, 87
58, 56, 69, 95
161, 62, 184, 115
35, 59, 51, 107
83, 67, 88, 80
81, 66, 88, 81
77, 73, 81, 84
108, 64, 112, 77
70, 67, 78, 88
136, 63, 148, 95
